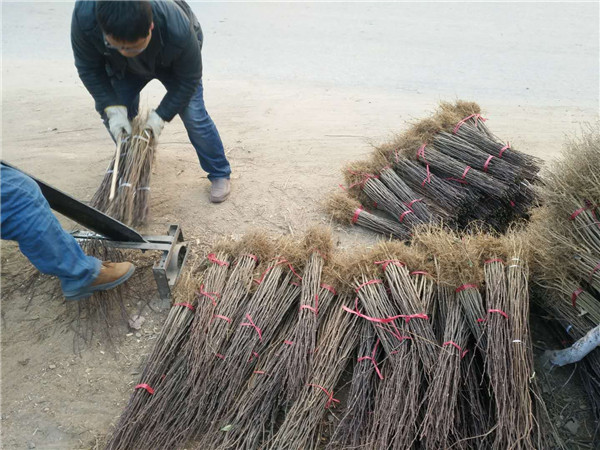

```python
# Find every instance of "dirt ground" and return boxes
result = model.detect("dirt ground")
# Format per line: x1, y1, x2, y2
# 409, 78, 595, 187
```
1, 2, 599, 449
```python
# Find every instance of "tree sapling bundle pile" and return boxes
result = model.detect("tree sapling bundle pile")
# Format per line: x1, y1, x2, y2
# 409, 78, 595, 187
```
327, 100, 542, 237
104, 227, 563, 449
528, 125, 600, 421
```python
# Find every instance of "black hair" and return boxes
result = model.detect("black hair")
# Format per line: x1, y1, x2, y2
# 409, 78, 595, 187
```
96, 1, 153, 42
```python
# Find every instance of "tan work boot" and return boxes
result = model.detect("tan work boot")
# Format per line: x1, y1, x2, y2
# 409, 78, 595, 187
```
210, 178, 231, 203
64, 261, 135, 301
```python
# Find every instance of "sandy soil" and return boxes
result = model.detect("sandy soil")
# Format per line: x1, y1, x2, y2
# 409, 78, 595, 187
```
1, 2, 599, 449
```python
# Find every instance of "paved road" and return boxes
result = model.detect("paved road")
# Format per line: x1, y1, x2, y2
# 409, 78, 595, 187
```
3, 1, 599, 108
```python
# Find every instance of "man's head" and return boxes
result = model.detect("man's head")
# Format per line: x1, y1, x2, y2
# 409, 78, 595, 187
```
96, 1, 153, 57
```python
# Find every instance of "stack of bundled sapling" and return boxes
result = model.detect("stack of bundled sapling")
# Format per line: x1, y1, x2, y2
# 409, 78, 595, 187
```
106, 229, 341, 450
327, 100, 542, 237
202, 228, 338, 450
266, 292, 360, 450
325, 190, 409, 240
411, 227, 559, 449
91, 116, 157, 227
105, 227, 565, 449
326, 322, 380, 449
343, 245, 431, 449
107, 233, 274, 450
191, 242, 305, 439
105, 250, 231, 450
528, 125, 600, 419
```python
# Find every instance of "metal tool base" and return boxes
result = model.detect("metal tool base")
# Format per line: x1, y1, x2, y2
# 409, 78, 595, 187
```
72, 224, 188, 304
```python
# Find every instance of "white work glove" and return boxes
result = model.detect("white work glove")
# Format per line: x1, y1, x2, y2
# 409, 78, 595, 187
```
144, 110, 165, 140
104, 105, 132, 140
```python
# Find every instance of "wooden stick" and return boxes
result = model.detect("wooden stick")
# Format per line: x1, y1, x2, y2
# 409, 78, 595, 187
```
109, 135, 124, 201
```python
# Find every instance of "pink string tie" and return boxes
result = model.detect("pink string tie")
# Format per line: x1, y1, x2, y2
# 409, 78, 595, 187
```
241, 314, 263, 341
357, 339, 384, 380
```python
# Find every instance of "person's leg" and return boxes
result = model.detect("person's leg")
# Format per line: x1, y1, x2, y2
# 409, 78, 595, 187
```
102, 75, 149, 139
0, 165, 101, 294
160, 77, 231, 180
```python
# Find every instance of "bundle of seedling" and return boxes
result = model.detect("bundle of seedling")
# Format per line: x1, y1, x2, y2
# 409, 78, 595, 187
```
528, 125, 600, 420
105, 226, 565, 449
91, 115, 157, 227
326, 100, 542, 238
61, 116, 159, 336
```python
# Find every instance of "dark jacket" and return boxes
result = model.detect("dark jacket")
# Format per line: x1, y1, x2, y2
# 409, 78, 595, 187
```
71, 0, 203, 122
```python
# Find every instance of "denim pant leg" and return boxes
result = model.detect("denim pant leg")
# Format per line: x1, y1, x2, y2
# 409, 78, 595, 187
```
160, 77, 231, 180
0, 165, 101, 294
101, 75, 149, 141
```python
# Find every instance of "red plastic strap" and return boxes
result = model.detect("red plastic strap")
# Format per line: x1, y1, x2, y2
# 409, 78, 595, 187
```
308, 384, 340, 409
489, 309, 509, 319
485, 258, 504, 264
173, 302, 195, 311
455, 283, 478, 293
338, 184, 347, 191
196, 284, 220, 306
453, 113, 487, 134
416, 143, 428, 161
284, 340, 294, 345
374, 260, 405, 271
510, 200, 516, 207
355, 279, 383, 292
352, 207, 364, 224
460, 166, 472, 180
498, 142, 510, 158
443, 341, 469, 358
241, 314, 263, 341
421, 164, 432, 186
387, 335, 413, 349
342, 305, 428, 324
249, 351, 259, 362
589, 203, 600, 230
254, 258, 287, 284
447, 166, 471, 184
572, 288, 584, 307
244, 254, 258, 262
135, 384, 155, 395
207, 253, 229, 267
357, 339, 384, 380
286, 262, 303, 281
477, 309, 509, 323
215, 353, 225, 360
399, 210, 413, 222
410, 270, 430, 277
320, 283, 337, 295
404, 198, 423, 210
300, 294, 319, 315
570, 206, 589, 220
483, 155, 494, 172
348, 171, 379, 189
213, 314, 232, 323
253, 370, 266, 375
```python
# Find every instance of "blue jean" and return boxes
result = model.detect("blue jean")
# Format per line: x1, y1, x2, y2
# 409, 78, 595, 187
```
104, 75, 231, 180
0, 165, 101, 294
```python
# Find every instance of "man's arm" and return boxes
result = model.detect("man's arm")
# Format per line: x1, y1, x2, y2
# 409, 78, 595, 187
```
154, 33, 203, 122
71, 6, 121, 115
